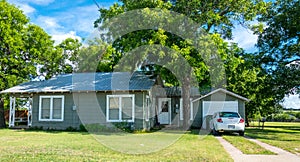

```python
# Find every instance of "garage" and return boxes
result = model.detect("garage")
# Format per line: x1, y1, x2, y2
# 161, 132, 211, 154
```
203, 101, 238, 118
202, 101, 238, 129
190, 88, 249, 129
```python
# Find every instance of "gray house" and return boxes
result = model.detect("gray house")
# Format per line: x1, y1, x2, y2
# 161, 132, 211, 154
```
1, 72, 163, 130
1, 72, 249, 130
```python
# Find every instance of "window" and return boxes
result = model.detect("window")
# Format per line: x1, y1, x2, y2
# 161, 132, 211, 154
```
39, 96, 64, 121
106, 95, 135, 122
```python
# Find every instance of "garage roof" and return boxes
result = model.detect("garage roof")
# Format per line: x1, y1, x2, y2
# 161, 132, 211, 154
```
192, 88, 250, 102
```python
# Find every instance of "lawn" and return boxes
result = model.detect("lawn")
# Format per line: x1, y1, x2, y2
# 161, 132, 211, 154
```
0, 129, 233, 161
223, 135, 275, 155
246, 122, 300, 155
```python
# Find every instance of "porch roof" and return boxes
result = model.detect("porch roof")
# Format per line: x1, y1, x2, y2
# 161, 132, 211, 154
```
1, 72, 157, 94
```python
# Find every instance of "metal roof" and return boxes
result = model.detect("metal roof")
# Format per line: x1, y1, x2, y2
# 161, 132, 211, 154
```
164, 87, 201, 97
1, 72, 157, 94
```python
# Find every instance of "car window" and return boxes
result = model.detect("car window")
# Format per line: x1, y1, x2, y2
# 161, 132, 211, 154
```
219, 112, 239, 118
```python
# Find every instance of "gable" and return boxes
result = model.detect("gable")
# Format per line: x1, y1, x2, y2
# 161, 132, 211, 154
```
192, 88, 249, 102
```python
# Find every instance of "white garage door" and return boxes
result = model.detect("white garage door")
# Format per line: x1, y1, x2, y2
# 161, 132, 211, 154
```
202, 101, 238, 129
202, 101, 238, 118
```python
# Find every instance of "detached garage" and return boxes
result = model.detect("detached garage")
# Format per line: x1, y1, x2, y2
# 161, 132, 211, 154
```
190, 88, 249, 129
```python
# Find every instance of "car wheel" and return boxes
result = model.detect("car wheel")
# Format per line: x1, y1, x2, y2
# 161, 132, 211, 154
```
212, 128, 219, 136
239, 131, 245, 136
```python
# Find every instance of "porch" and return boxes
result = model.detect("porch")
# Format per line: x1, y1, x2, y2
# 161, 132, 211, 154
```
7, 96, 32, 128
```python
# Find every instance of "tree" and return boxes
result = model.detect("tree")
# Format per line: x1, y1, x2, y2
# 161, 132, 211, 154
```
94, 0, 269, 129
75, 38, 115, 72
255, 0, 300, 110
58, 38, 82, 73
0, 0, 70, 127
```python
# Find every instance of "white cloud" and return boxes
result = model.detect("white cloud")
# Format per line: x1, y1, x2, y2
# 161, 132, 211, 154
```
56, 5, 99, 34
231, 25, 258, 52
34, 16, 82, 44
8, 0, 36, 14
36, 16, 62, 28
281, 95, 300, 109
18, 0, 54, 6
18, 3, 35, 14
52, 31, 82, 45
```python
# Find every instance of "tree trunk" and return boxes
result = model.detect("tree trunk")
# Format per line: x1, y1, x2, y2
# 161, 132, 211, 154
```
0, 98, 6, 128
182, 76, 191, 130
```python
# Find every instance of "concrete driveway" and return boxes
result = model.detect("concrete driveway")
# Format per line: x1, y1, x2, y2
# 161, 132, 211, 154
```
216, 136, 300, 162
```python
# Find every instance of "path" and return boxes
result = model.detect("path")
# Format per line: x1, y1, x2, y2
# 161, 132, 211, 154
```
216, 136, 300, 162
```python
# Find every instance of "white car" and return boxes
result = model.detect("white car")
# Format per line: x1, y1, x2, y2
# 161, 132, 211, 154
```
210, 111, 245, 136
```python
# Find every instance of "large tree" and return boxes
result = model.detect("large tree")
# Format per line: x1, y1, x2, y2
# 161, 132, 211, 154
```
254, 0, 300, 110
0, 0, 71, 127
94, 0, 269, 129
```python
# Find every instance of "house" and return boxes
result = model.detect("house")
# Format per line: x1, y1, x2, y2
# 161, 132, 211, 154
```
1, 72, 249, 130
1, 72, 161, 130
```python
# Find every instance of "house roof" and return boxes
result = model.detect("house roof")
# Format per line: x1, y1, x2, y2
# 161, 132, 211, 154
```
164, 87, 201, 97
1, 72, 157, 94
192, 88, 250, 102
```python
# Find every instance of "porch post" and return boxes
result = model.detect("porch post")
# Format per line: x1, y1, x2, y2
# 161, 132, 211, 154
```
27, 97, 32, 127
9, 96, 16, 127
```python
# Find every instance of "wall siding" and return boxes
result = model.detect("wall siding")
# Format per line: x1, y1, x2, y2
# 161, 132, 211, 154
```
32, 93, 80, 130
31, 92, 148, 130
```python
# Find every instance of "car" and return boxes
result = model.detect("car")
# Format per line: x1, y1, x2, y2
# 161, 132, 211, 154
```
210, 111, 245, 136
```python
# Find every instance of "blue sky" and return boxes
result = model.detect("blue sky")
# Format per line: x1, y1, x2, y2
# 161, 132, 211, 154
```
7, 0, 299, 109
8, 0, 116, 43
8, 0, 258, 51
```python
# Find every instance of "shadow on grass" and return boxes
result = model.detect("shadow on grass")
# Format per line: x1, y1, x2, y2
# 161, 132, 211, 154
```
263, 125, 300, 131
246, 128, 299, 141
17, 128, 91, 135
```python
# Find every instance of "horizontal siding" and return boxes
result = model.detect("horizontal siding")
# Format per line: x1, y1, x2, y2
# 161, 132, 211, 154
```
32, 93, 80, 130
32, 92, 147, 130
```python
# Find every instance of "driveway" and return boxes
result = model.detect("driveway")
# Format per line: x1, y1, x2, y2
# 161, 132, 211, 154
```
216, 136, 300, 162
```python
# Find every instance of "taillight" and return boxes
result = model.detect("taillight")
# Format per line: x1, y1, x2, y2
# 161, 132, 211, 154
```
239, 118, 245, 123
217, 118, 223, 123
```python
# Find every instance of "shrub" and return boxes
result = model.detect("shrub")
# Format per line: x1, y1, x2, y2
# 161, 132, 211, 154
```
113, 122, 134, 133
295, 112, 300, 119
79, 124, 87, 132
65, 126, 77, 132
273, 113, 296, 122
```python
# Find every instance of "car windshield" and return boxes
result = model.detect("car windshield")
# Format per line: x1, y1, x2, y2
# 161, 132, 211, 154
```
219, 112, 239, 118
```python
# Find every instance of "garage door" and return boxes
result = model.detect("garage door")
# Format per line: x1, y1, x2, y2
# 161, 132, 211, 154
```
202, 101, 238, 129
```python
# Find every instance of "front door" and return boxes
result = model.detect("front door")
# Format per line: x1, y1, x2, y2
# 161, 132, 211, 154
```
158, 98, 171, 125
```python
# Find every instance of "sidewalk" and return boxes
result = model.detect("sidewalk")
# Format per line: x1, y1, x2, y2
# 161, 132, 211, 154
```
216, 136, 300, 162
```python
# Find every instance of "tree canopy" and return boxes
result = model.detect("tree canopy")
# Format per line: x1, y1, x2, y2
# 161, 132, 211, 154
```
94, 0, 269, 127
0, 0, 79, 127
253, 0, 300, 114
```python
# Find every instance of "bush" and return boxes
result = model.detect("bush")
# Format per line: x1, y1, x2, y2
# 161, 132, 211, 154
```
295, 112, 300, 119
65, 126, 77, 132
79, 124, 87, 132
273, 113, 296, 122
113, 122, 134, 133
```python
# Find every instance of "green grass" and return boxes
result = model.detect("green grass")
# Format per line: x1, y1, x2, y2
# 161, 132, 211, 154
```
0, 129, 233, 161
223, 135, 275, 155
246, 122, 300, 155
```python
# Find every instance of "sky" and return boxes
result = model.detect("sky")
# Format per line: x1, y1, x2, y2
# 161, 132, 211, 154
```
8, 0, 116, 44
6, 0, 299, 109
